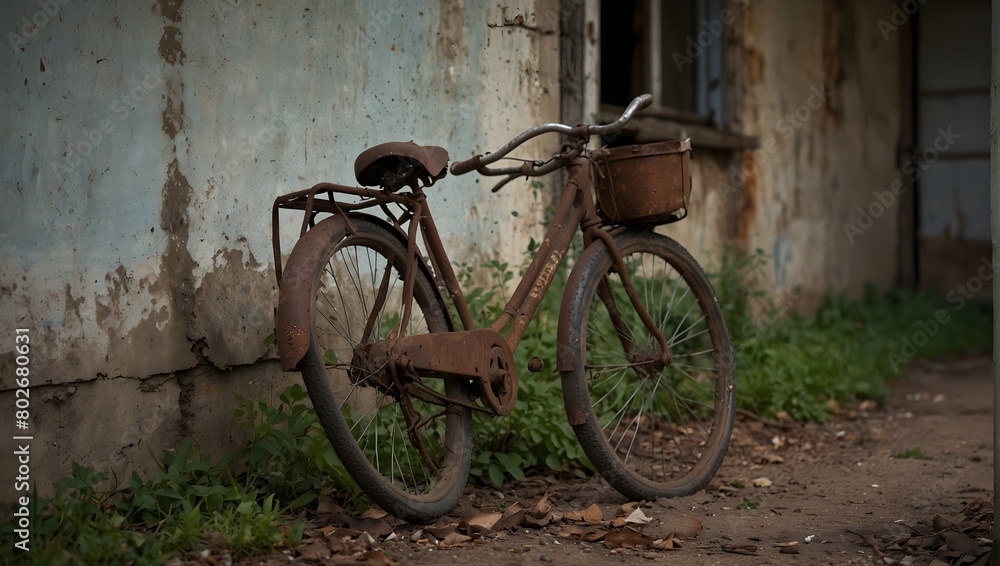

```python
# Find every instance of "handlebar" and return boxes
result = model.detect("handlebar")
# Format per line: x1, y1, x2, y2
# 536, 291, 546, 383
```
449, 94, 653, 178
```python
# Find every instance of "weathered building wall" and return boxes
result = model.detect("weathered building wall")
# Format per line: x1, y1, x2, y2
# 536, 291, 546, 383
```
0, 0, 560, 497
660, 0, 902, 313
0, 0, 905, 499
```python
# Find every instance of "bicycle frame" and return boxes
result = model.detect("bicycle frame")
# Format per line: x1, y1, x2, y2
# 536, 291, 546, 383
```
271, 155, 671, 417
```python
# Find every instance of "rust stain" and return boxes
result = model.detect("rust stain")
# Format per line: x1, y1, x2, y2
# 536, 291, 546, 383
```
821, 1, 842, 88
162, 94, 184, 138
63, 284, 85, 323
744, 47, 764, 86
821, 0, 852, 122
156, 0, 186, 65
155, 0, 183, 22
436, 0, 467, 62
160, 158, 197, 339
736, 150, 758, 241
158, 25, 186, 65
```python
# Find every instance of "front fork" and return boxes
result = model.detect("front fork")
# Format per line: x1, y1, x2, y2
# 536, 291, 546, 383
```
571, 159, 673, 368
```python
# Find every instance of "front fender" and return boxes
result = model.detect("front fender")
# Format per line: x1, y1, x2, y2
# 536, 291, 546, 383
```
275, 215, 348, 371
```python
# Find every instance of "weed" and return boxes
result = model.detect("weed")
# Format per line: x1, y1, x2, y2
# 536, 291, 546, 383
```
713, 251, 991, 421
892, 448, 933, 460
457, 242, 992, 484
457, 251, 592, 487
739, 498, 760, 510
0, 384, 344, 564
730, 480, 745, 489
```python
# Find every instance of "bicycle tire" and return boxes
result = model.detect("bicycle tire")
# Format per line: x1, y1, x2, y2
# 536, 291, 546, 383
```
298, 217, 472, 522
560, 230, 735, 500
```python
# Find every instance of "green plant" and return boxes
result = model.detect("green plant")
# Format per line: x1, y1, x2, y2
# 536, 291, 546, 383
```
455, 243, 992, 486
456, 246, 591, 487
0, 384, 353, 564
709, 249, 991, 421
2, 463, 163, 565
233, 383, 365, 511
892, 447, 932, 460
738, 497, 760, 510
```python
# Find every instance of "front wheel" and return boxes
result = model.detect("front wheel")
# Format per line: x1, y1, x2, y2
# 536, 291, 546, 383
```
561, 230, 735, 500
298, 217, 472, 522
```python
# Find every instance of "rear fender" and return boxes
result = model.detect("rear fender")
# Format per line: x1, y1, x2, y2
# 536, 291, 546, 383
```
276, 215, 347, 371
275, 213, 452, 371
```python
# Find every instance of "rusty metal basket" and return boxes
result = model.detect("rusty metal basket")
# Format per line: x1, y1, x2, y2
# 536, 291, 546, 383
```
592, 138, 692, 226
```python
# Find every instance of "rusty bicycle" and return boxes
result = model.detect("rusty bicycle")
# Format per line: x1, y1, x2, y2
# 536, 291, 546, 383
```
270, 94, 735, 522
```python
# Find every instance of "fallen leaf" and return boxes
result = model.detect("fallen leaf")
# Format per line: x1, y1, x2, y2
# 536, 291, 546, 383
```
350, 517, 394, 539
932, 514, 959, 532
760, 453, 785, 464
616, 502, 640, 516
652, 534, 681, 550
529, 491, 553, 516
360, 506, 388, 520
581, 529, 608, 542
566, 504, 603, 524
907, 535, 943, 549
426, 523, 457, 540
939, 530, 988, 556
325, 527, 364, 539
721, 543, 758, 555
440, 532, 474, 547
296, 541, 330, 560
557, 525, 586, 539
672, 517, 703, 539
524, 492, 554, 528
460, 509, 503, 531
456, 521, 489, 539
317, 495, 345, 514
523, 513, 552, 528
327, 536, 354, 554
779, 545, 800, 554
604, 527, 655, 548
496, 502, 526, 530
624, 508, 652, 525
752, 477, 773, 487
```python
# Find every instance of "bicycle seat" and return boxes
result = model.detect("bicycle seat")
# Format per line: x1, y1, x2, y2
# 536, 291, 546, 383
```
354, 141, 449, 190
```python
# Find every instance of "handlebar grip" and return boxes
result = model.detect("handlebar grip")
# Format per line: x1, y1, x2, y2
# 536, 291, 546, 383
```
450, 155, 481, 176
634, 93, 654, 110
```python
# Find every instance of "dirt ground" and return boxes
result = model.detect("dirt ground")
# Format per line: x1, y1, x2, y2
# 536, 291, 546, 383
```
222, 356, 994, 565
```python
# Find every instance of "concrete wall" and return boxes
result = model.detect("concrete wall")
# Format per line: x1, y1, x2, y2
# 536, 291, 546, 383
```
660, 0, 902, 313
0, 0, 560, 496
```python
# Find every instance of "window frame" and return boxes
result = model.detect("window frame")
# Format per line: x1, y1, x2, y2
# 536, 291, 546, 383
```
596, 0, 757, 150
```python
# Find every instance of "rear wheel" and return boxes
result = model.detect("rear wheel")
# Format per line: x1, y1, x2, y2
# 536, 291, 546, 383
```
298, 217, 472, 522
562, 230, 735, 500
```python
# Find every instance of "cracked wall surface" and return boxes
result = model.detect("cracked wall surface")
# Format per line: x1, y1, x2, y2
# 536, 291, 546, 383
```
0, 0, 560, 495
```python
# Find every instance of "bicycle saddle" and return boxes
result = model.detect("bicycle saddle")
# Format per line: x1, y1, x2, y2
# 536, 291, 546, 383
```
354, 141, 449, 190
